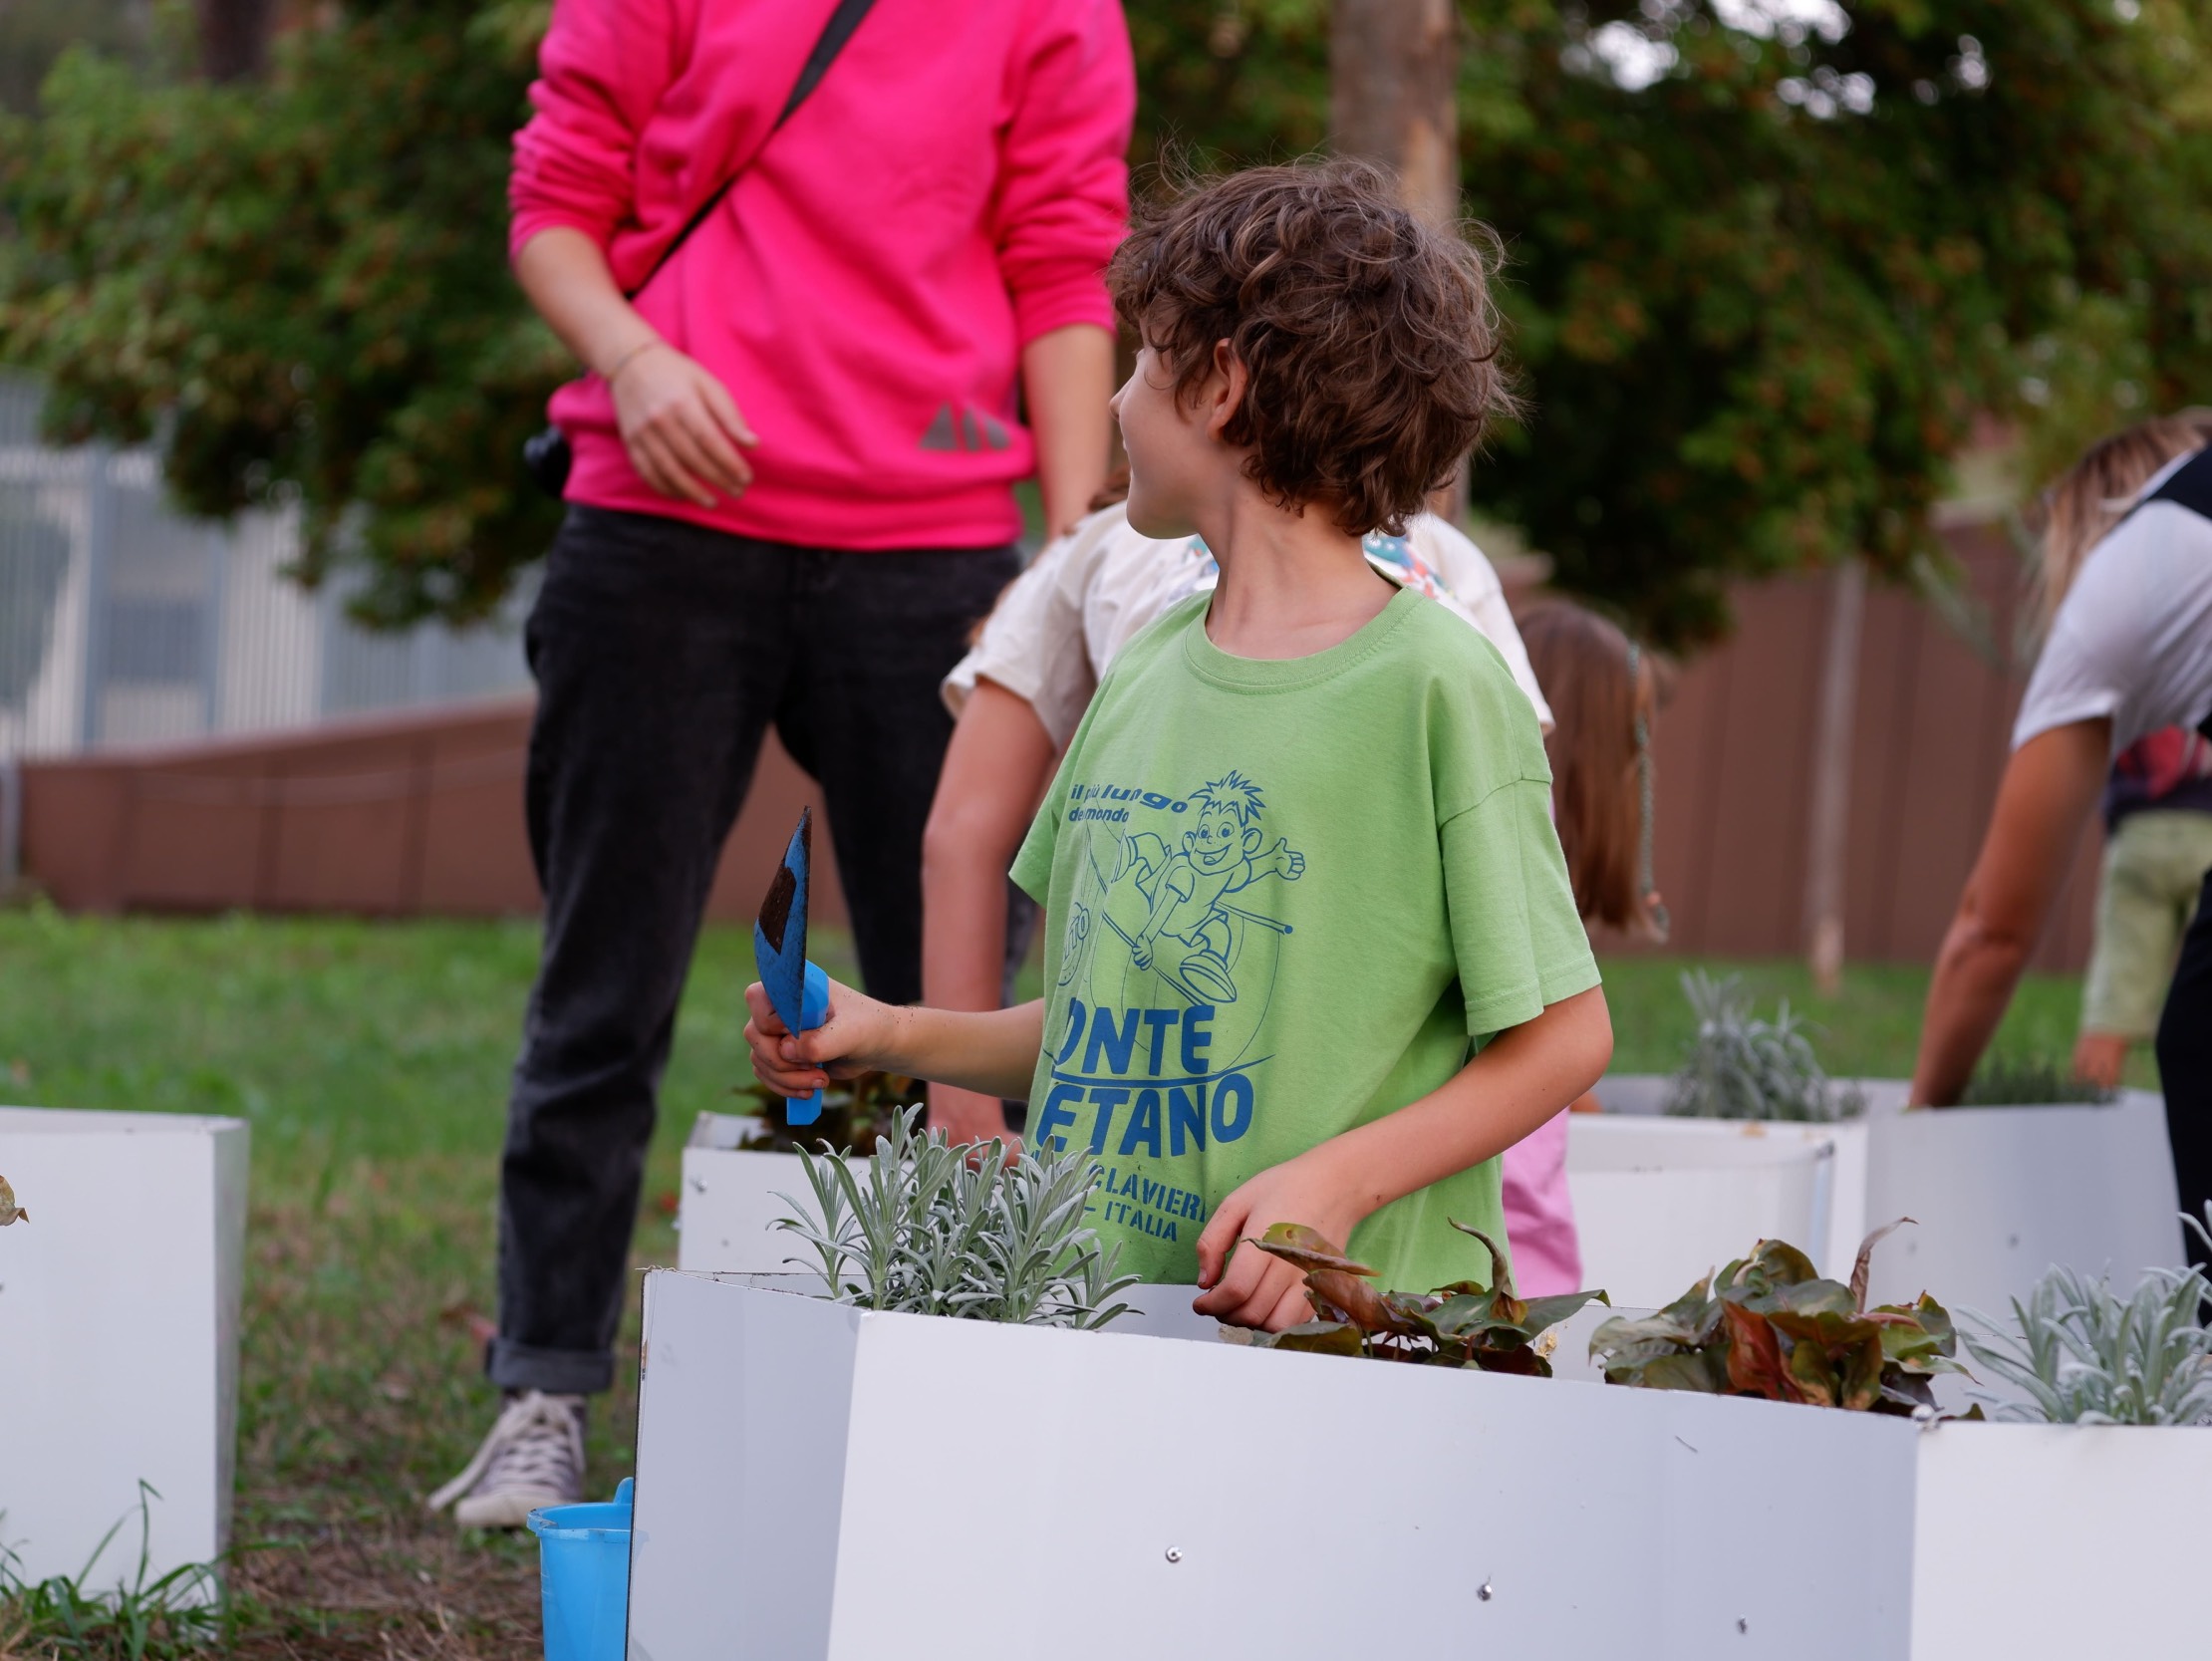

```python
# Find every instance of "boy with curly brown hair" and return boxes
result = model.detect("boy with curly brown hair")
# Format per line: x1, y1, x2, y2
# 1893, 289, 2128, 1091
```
747, 159, 1611, 1328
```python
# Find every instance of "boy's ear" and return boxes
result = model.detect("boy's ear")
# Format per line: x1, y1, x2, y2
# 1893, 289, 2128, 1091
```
1242, 825, 1263, 855
1204, 339, 1248, 442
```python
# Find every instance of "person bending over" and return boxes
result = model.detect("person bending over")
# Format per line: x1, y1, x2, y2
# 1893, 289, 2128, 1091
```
2073, 727, 2212, 1090
1913, 413, 2212, 1266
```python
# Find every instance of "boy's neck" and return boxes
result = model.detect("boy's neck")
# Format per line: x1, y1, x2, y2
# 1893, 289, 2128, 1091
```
1197, 495, 1396, 661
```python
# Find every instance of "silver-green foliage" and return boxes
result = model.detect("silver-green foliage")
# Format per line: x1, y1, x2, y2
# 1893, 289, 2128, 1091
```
776, 1106, 1137, 1330
1962, 1212, 2212, 1425
1663, 970, 1859, 1121
1958, 1053, 2113, 1107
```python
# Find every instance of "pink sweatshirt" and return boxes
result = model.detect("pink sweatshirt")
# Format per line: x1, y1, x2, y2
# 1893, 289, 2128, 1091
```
511, 0, 1134, 550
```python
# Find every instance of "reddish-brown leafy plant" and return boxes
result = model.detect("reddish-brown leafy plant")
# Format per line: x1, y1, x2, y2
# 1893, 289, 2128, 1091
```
736, 1071, 920, 1157
1247, 1221, 1608, 1377
1588, 1222, 1973, 1414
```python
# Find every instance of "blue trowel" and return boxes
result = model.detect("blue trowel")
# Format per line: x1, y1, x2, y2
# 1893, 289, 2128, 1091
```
753, 808, 830, 1127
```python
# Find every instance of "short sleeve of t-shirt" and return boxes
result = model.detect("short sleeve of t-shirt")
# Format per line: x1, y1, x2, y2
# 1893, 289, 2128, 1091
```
1444, 777, 1601, 1037
1404, 519, 1553, 732
944, 504, 1205, 749
942, 546, 1062, 721
942, 523, 1111, 746
2012, 469, 2212, 756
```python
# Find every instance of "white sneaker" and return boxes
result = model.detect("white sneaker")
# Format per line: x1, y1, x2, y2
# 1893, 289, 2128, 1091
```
426, 1390, 586, 1528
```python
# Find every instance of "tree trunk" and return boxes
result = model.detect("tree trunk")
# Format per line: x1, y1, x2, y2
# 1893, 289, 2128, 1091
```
194, 0, 274, 82
1330, 0, 1466, 521
1329, 0, 1461, 228
1803, 559, 1865, 996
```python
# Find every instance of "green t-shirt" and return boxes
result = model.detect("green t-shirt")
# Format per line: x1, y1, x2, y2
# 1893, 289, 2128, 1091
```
1009, 585, 1600, 1295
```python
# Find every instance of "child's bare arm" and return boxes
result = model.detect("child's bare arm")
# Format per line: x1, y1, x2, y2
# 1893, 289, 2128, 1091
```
921, 681, 1059, 1140
745, 978, 1046, 1104
1191, 984, 1613, 1330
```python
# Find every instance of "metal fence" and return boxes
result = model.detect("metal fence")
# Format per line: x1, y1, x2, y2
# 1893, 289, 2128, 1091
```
0, 376, 534, 762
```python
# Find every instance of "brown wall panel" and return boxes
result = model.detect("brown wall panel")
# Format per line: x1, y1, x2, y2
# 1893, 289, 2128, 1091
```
1646, 630, 1730, 952
18, 528, 2119, 974
18, 696, 850, 927
1878, 615, 1993, 960
415, 764, 538, 915
267, 791, 415, 913
117, 791, 270, 912
19, 767, 131, 912
1599, 519, 2101, 971
1695, 581, 1823, 956
1841, 581, 1918, 961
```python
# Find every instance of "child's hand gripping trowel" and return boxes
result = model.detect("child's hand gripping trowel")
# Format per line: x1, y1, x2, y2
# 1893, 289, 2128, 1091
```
753, 808, 831, 1128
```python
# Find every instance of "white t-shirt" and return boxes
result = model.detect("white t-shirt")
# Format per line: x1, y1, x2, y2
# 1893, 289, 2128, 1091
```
943, 503, 1552, 749
2013, 449, 2212, 757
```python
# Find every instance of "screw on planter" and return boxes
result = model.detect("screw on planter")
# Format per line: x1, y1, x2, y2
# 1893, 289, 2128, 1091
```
1164, 1547, 1183, 1564
1477, 1581, 1494, 1602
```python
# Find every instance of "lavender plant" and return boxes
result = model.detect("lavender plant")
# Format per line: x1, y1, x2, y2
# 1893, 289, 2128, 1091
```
775, 1106, 1136, 1330
1663, 970, 1862, 1121
1961, 1211, 2212, 1425
1957, 1054, 2113, 1107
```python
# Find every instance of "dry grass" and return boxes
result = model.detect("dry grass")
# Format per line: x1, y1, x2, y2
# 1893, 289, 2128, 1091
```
224, 1525, 538, 1661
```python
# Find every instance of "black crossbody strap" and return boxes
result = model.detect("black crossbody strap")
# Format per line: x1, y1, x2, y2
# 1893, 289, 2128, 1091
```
623, 0, 880, 301
2139, 445, 2212, 521
2115, 446, 2212, 739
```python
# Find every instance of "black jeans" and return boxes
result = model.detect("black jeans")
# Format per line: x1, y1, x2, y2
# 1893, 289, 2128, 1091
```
490, 506, 1017, 1394
2157, 866, 2212, 1274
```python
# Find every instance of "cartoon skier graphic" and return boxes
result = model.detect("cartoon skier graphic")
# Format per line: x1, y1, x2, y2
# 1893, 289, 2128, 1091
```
1097, 771, 1303, 1005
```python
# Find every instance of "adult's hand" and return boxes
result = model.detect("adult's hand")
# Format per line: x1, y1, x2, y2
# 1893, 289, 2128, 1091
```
513, 225, 758, 506
2073, 1031, 2130, 1090
1910, 718, 2108, 1105
928, 1086, 1018, 1149
611, 344, 757, 507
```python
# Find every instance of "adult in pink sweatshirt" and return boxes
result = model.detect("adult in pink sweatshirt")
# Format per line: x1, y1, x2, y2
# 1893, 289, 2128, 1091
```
434, 0, 1133, 1529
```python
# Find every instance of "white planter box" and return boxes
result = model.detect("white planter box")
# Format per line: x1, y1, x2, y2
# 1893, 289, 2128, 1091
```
1855, 1087, 2181, 1316
1586, 1076, 2180, 1316
1566, 1116, 1850, 1304
0, 1107, 248, 1592
677, 1114, 864, 1275
629, 1271, 1917, 1660
1910, 1421, 2212, 1657
629, 1272, 2212, 1660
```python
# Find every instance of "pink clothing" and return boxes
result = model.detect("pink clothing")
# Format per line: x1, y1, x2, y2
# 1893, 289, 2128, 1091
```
511, 0, 1134, 550
1501, 1110, 1582, 1296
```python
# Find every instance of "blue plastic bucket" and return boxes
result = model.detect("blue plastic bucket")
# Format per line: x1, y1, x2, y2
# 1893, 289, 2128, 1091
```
527, 1478, 633, 1661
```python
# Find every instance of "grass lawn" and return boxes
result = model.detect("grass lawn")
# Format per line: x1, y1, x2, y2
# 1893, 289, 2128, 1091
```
0, 904, 2154, 1656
